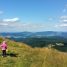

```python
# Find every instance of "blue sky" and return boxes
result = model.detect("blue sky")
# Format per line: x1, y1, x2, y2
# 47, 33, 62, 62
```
0, 0, 67, 32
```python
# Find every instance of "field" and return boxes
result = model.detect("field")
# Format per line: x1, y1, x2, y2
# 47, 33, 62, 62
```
0, 37, 67, 67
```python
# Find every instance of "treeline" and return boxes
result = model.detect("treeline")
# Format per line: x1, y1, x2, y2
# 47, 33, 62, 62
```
8, 36, 67, 47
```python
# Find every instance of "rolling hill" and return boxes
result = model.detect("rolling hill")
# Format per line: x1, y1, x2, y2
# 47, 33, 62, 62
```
0, 31, 67, 38
0, 31, 67, 48
0, 37, 67, 67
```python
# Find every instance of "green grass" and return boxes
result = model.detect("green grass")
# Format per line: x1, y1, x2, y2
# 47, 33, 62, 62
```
0, 37, 67, 67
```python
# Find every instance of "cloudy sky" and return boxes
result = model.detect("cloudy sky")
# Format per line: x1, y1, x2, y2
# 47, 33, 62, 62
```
0, 0, 67, 32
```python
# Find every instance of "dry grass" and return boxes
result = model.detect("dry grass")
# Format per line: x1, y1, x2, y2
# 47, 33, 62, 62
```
0, 38, 67, 67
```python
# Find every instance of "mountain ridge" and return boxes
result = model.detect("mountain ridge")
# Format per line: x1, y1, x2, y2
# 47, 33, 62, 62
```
0, 31, 67, 38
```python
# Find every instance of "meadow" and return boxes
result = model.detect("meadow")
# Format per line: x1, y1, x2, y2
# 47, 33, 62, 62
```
0, 37, 67, 67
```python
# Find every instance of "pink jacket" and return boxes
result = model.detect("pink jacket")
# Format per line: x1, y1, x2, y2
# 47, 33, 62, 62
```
0, 41, 7, 50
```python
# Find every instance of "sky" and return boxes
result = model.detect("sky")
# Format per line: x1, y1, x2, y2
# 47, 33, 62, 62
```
0, 0, 67, 32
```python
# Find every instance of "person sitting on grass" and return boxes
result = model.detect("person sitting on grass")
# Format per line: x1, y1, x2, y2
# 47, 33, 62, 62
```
0, 41, 7, 57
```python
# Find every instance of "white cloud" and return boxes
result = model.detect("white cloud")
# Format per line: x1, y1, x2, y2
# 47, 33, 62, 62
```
55, 16, 67, 27
3, 17, 19, 22
12, 23, 45, 29
0, 18, 46, 32
55, 23, 67, 28
60, 16, 67, 19
0, 23, 8, 26
60, 15, 67, 23
54, 15, 67, 30
59, 23, 67, 27
62, 19, 67, 22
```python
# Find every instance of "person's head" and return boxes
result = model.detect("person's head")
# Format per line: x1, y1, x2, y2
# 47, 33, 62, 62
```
2, 41, 6, 44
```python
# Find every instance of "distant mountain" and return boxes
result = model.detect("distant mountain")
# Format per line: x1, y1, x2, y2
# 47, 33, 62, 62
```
0, 31, 67, 38
0, 31, 67, 48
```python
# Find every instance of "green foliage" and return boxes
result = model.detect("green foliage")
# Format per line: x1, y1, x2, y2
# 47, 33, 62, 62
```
0, 37, 4, 43
9, 36, 67, 47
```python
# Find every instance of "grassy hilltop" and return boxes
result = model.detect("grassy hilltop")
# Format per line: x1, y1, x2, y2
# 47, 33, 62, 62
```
0, 37, 67, 67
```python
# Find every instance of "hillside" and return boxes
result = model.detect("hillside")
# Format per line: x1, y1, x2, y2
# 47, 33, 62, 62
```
0, 37, 67, 67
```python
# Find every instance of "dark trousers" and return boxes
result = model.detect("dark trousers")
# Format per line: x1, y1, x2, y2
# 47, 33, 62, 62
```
2, 50, 6, 57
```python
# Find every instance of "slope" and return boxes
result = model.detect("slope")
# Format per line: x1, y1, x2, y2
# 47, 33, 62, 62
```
0, 37, 67, 67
